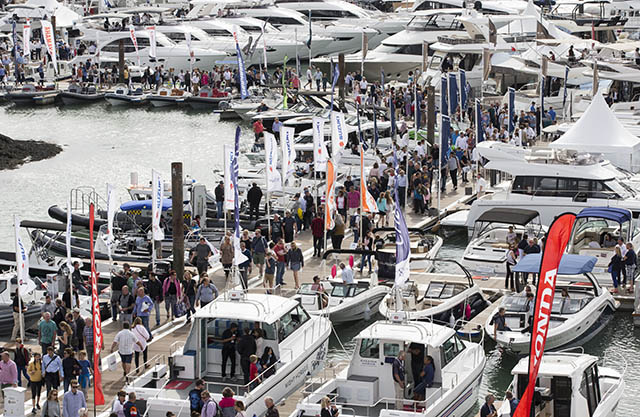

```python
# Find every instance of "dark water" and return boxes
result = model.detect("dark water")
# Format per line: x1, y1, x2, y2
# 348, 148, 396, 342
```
328, 231, 639, 416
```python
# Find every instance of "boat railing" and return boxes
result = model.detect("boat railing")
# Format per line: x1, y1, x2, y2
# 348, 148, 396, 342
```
600, 349, 629, 385
169, 340, 185, 356
70, 186, 106, 215
299, 360, 344, 397
125, 354, 167, 388
203, 356, 284, 396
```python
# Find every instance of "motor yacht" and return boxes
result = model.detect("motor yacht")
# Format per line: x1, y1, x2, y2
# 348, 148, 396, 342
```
233, 6, 378, 55
497, 352, 625, 416
312, 10, 464, 82
379, 264, 490, 325
485, 254, 619, 355
466, 141, 640, 228
73, 21, 230, 72
375, 229, 444, 274
294, 273, 390, 323
288, 315, 486, 417
125, 290, 331, 417
566, 207, 640, 288
274, 0, 409, 46
461, 208, 546, 276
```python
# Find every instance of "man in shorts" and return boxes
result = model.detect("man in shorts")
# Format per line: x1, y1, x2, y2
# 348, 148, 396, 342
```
110, 322, 143, 378
251, 229, 268, 278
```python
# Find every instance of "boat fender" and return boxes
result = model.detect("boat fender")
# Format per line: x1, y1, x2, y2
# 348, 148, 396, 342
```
364, 303, 371, 321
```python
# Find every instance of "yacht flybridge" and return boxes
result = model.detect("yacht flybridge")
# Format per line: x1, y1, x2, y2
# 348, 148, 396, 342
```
289, 314, 486, 417
125, 291, 331, 417
466, 141, 640, 228
485, 254, 618, 355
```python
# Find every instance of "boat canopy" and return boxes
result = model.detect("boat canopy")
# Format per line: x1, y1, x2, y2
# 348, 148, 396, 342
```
513, 254, 597, 275
576, 207, 631, 224
476, 208, 540, 225
120, 199, 172, 211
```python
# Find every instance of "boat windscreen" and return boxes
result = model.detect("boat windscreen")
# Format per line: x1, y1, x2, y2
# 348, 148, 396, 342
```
331, 284, 349, 298
503, 295, 529, 312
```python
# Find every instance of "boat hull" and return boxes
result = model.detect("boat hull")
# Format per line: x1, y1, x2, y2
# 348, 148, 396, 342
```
60, 92, 105, 106
105, 95, 149, 107
186, 96, 227, 110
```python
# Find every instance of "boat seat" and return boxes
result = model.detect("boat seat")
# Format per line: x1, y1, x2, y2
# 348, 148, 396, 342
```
490, 242, 510, 249
160, 90, 168, 96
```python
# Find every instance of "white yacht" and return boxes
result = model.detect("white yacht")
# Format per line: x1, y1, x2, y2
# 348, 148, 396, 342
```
294, 275, 390, 323
379, 272, 489, 325
566, 207, 640, 287
288, 315, 486, 417
485, 254, 619, 355
73, 22, 230, 72
461, 208, 545, 276
312, 10, 464, 81
125, 290, 331, 417
497, 352, 625, 417
233, 6, 378, 55
275, 0, 409, 46
376, 230, 444, 274
466, 141, 640, 228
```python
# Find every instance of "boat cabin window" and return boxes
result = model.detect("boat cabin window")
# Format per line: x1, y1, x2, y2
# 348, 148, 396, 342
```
102, 37, 151, 53
359, 338, 380, 358
441, 334, 465, 366
203, 29, 232, 37
552, 376, 572, 416
511, 176, 617, 199
308, 9, 359, 20
164, 32, 187, 41
0, 280, 7, 296
383, 343, 401, 357
203, 319, 277, 348
425, 282, 465, 299
265, 16, 303, 26
332, 283, 369, 298
579, 363, 601, 416
278, 305, 310, 342
503, 294, 529, 312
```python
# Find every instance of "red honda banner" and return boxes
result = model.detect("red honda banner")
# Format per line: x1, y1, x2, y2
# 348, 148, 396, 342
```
89, 204, 105, 406
513, 212, 576, 417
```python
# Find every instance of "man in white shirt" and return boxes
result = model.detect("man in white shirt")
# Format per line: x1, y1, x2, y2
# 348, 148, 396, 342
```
110, 322, 143, 378
340, 263, 354, 284
455, 134, 468, 151
360, 77, 368, 92
415, 141, 426, 158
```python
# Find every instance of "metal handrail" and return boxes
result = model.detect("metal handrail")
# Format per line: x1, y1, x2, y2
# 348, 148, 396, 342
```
125, 354, 166, 388
170, 341, 185, 356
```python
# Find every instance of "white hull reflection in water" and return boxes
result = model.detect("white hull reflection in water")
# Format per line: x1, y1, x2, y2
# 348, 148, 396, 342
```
0, 104, 252, 246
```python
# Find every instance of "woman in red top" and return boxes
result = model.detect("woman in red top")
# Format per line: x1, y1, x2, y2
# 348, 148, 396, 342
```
249, 355, 260, 389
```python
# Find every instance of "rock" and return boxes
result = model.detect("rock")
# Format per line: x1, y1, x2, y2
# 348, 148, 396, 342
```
0, 133, 62, 170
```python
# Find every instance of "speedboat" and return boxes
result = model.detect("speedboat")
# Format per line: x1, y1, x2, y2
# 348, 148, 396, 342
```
6, 83, 59, 106
0, 271, 43, 334
125, 290, 331, 417
105, 84, 150, 106
379, 263, 490, 325
288, 314, 486, 417
294, 274, 390, 323
149, 86, 191, 108
566, 207, 640, 287
485, 254, 619, 355
186, 86, 232, 110
497, 352, 625, 416
461, 208, 546, 276
376, 229, 443, 274
60, 83, 105, 105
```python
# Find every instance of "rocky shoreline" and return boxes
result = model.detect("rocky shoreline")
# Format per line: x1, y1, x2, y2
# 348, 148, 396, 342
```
0, 133, 62, 170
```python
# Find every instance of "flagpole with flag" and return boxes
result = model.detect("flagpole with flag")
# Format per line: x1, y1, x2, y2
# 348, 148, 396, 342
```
89, 204, 105, 408
129, 25, 140, 67
563, 65, 569, 121
265, 132, 282, 241
307, 10, 312, 65
392, 148, 411, 299
283, 55, 289, 109
234, 31, 249, 100
14, 215, 28, 341
508, 87, 515, 135
361, 31, 368, 76
232, 127, 249, 288
151, 169, 164, 272
324, 159, 337, 270
475, 99, 483, 191
66, 198, 74, 308
513, 213, 577, 417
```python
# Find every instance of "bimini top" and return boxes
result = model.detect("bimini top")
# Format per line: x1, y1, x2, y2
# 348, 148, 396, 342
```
120, 199, 172, 212
195, 292, 301, 325
576, 207, 632, 224
476, 208, 540, 225
357, 320, 457, 348
513, 254, 597, 275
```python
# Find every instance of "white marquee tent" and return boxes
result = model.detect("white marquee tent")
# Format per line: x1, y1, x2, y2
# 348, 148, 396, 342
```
549, 92, 640, 172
